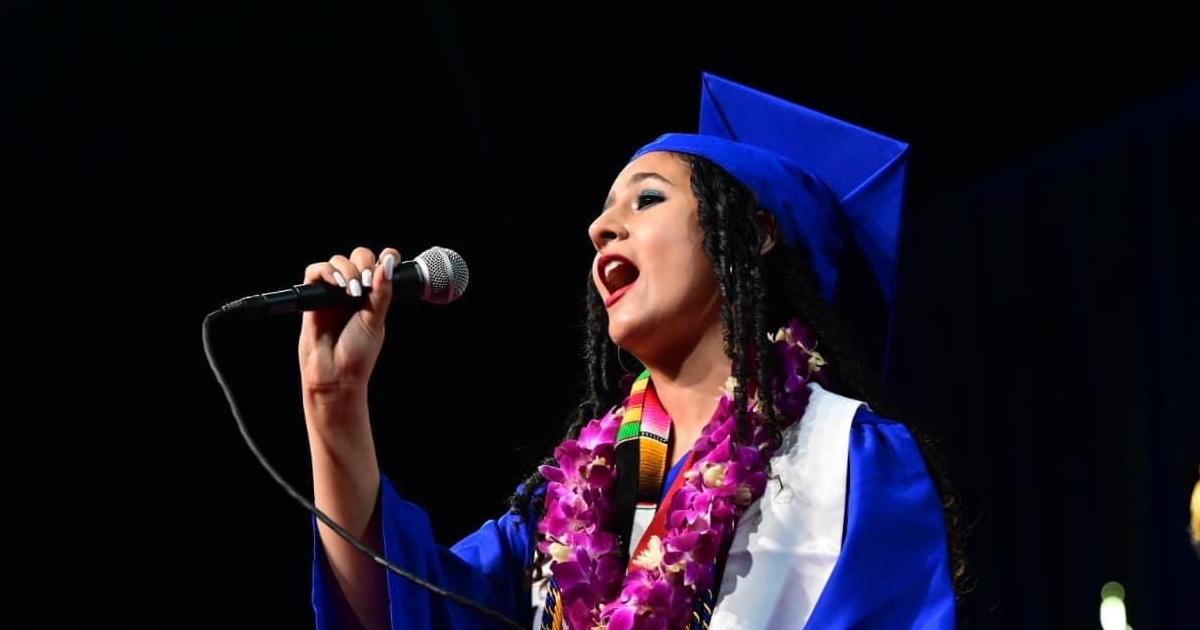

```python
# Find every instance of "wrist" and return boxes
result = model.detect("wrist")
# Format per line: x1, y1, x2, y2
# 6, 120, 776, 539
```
303, 381, 369, 411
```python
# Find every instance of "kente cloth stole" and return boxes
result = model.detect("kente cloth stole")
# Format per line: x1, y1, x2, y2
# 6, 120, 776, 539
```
541, 370, 721, 629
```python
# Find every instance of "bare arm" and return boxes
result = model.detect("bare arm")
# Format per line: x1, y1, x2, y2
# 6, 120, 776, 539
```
299, 246, 399, 630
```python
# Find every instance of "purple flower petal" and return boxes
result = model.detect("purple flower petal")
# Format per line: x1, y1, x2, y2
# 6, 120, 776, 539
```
606, 605, 636, 630
565, 599, 598, 630
666, 530, 701, 553
539, 465, 567, 484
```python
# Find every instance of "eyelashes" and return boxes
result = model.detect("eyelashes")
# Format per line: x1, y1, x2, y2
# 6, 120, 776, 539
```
635, 190, 666, 211
596, 189, 666, 217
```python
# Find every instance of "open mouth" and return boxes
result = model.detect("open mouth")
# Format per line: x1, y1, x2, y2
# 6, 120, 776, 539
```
597, 254, 640, 303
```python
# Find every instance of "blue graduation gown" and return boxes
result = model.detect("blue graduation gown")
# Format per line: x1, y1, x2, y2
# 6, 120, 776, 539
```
311, 406, 955, 628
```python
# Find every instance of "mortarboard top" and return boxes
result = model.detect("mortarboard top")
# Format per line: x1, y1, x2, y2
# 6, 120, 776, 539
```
631, 72, 910, 313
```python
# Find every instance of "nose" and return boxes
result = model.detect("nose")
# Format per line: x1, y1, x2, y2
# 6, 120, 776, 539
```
588, 208, 628, 251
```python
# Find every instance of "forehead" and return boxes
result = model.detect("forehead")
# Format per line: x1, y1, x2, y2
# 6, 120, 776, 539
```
611, 151, 691, 188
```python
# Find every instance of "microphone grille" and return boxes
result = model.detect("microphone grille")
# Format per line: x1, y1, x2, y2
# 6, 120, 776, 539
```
416, 246, 469, 304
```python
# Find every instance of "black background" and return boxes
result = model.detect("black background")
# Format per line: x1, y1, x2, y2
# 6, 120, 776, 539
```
3, 3, 1199, 628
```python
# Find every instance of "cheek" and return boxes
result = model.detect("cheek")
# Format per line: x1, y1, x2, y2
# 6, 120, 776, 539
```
657, 238, 715, 299
638, 206, 714, 303
679, 225, 714, 282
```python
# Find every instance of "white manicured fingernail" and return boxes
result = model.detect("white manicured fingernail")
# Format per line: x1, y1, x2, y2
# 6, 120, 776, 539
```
362, 269, 373, 288
349, 278, 362, 297
382, 254, 395, 280
333, 270, 347, 287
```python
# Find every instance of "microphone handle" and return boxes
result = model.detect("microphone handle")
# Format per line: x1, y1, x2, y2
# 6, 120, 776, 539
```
220, 260, 426, 317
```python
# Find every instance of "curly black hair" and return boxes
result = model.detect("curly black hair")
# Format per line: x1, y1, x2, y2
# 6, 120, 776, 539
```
510, 152, 969, 599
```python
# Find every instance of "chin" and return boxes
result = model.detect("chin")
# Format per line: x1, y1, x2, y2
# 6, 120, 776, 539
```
606, 319, 635, 349
606, 314, 648, 353
607, 310, 669, 362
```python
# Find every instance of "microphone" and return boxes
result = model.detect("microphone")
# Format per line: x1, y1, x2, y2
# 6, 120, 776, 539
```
219, 246, 469, 318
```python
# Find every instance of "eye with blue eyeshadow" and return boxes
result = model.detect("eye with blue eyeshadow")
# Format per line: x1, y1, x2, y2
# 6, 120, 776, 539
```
634, 190, 666, 211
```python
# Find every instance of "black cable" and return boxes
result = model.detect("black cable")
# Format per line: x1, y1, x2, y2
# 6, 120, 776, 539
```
202, 310, 525, 630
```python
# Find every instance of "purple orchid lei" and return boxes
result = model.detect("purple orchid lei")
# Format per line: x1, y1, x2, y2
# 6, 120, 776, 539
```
537, 317, 826, 630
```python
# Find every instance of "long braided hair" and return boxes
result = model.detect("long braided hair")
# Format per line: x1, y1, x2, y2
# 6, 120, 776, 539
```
510, 152, 968, 597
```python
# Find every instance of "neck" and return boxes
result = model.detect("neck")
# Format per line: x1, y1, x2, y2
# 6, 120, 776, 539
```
637, 320, 731, 464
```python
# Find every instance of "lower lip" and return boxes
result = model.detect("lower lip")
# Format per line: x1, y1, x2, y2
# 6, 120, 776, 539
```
605, 282, 634, 307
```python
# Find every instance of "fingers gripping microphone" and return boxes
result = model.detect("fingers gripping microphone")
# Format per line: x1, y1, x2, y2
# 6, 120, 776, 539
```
220, 246, 469, 317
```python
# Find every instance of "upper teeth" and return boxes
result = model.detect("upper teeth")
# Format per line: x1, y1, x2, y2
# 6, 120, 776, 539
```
605, 260, 623, 277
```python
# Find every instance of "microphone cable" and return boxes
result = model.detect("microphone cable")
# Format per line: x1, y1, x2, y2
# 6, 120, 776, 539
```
202, 310, 526, 630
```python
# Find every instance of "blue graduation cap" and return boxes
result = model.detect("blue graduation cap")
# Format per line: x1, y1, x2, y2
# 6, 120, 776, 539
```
631, 73, 910, 312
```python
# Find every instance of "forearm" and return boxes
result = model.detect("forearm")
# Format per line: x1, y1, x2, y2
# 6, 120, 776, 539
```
305, 390, 388, 630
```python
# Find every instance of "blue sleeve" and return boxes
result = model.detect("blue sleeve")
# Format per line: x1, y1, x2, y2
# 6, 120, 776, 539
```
312, 474, 540, 629
805, 407, 956, 629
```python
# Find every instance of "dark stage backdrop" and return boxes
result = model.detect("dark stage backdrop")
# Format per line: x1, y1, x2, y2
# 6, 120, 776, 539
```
3, 3, 1197, 627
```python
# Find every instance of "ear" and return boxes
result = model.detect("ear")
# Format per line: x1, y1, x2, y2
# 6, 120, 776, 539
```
755, 210, 779, 255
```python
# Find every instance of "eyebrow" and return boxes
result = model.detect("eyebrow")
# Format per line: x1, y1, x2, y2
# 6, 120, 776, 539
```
603, 172, 675, 209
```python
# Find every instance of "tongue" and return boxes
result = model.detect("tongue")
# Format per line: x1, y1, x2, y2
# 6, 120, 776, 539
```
609, 264, 639, 292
